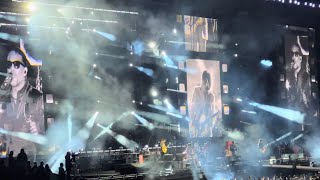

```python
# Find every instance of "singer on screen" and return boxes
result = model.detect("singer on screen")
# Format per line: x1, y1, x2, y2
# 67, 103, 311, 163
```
0, 47, 44, 154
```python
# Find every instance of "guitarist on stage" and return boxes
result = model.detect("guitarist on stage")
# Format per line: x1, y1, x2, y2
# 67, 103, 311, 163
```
257, 139, 268, 163
160, 138, 171, 157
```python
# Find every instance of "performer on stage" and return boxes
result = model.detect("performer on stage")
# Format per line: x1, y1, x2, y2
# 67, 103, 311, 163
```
230, 141, 237, 157
258, 139, 264, 152
0, 135, 6, 157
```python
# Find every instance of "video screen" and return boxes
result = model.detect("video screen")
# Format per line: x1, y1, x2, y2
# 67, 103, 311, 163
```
0, 40, 44, 155
182, 15, 219, 52
187, 59, 222, 138
284, 32, 315, 116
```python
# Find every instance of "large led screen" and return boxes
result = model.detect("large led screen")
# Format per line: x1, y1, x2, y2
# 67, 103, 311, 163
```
183, 15, 218, 52
284, 32, 315, 116
0, 41, 44, 155
187, 59, 222, 138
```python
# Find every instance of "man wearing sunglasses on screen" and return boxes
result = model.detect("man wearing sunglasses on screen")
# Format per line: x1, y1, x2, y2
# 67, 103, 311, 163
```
286, 37, 311, 114
0, 47, 44, 155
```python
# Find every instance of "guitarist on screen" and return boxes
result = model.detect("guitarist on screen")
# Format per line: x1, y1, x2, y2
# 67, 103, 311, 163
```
189, 70, 220, 137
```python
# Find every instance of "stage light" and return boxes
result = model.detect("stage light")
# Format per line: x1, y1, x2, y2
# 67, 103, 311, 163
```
161, 51, 166, 56
140, 102, 143, 105
57, 8, 62, 12
27, 31, 30, 35
25, 17, 30, 22
173, 28, 177, 34
72, 20, 74, 24
234, 53, 238, 57
241, 110, 257, 114
93, 64, 97, 68
261, 59, 273, 67
150, 88, 158, 97
27, 3, 37, 11
93, 28, 96, 32
131, 111, 135, 115
129, 63, 133, 67
91, 11, 94, 15
80, 22, 83, 25
289, 0, 292, 3
132, 100, 135, 103
130, 52, 133, 55
236, 98, 243, 102
134, 66, 154, 77
65, 30, 69, 34
94, 75, 102, 80
304, 2, 307, 5
148, 41, 156, 49
235, 43, 238, 46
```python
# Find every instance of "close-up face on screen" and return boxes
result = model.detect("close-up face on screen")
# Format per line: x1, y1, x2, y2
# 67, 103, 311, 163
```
0, 43, 44, 155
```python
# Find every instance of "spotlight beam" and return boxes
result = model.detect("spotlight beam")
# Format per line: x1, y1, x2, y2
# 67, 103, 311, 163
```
291, 134, 303, 142
94, 111, 131, 140
132, 113, 154, 130
95, 31, 116, 41
67, 113, 72, 143
249, 102, 305, 124
0, 128, 48, 144
97, 124, 138, 149
49, 111, 99, 173
135, 111, 171, 124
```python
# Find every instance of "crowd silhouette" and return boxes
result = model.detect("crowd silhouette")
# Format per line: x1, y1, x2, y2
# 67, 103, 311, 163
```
0, 148, 68, 180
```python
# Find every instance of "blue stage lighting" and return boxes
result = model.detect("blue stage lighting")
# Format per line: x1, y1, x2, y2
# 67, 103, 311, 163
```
96, 31, 116, 41
260, 59, 272, 67
249, 102, 305, 124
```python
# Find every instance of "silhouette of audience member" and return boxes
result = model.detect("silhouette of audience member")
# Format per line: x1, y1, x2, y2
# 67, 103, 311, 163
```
58, 163, 66, 180
8, 151, 14, 169
26, 160, 32, 178
65, 152, 72, 180
0, 159, 5, 168
17, 148, 28, 164
0, 159, 8, 179
37, 161, 46, 180
45, 164, 52, 180
31, 162, 38, 179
